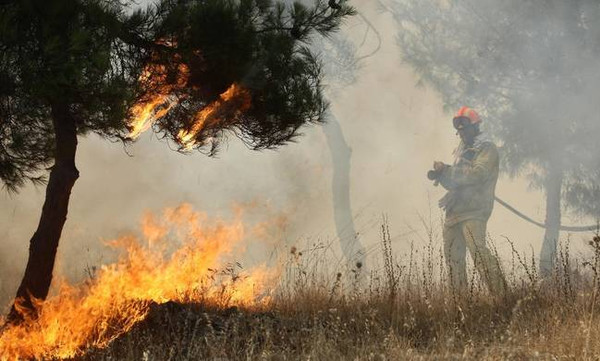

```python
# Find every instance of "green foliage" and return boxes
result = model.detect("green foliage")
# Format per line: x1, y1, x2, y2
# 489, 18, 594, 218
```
143, 0, 356, 152
385, 0, 600, 218
0, 0, 355, 190
0, 0, 142, 190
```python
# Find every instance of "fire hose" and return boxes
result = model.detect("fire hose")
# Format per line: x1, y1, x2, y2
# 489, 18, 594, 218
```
427, 170, 598, 233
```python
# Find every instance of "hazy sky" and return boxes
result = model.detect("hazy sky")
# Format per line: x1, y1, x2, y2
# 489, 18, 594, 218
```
0, 0, 593, 309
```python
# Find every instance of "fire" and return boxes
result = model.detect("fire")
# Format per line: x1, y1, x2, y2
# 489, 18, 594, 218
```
127, 93, 178, 139
127, 55, 252, 147
128, 62, 190, 139
177, 83, 252, 149
0, 204, 278, 360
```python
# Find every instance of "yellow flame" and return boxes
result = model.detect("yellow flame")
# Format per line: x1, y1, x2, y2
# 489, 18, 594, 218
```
177, 83, 252, 150
0, 204, 278, 360
128, 94, 178, 139
127, 63, 189, 140
127, 64, 252, 148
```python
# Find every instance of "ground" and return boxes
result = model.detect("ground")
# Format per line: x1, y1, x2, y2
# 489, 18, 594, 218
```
73, 238, 600, 361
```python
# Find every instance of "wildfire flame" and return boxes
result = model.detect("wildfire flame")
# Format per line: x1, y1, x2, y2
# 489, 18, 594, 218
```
177, 83, 252, 150
127, 54, 252, 147
0, 204, 278, 360
128, 62, 190, 139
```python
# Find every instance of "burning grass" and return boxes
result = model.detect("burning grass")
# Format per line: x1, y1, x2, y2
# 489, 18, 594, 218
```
0, 204, 277, 360
2, 212, 600, 360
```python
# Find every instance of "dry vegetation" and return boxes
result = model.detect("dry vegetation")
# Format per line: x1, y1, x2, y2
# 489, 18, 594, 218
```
73, 221, 600, 361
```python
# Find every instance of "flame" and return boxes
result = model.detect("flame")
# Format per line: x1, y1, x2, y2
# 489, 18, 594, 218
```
177, 83, 252, 150
127, 56, 252, 148
0, 204, 278, 360
128, 94, 178, 139
127, 62, 190, 139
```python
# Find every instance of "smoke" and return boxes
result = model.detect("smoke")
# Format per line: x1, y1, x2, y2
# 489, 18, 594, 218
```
384, 0, 600, 253
2, 0, 592, 309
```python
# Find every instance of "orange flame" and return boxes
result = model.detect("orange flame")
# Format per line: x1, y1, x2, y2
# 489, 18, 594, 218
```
0, 204, 278, 360
127, 58, 252, 148
128, 62, 190, 139
177, 83, 252, 150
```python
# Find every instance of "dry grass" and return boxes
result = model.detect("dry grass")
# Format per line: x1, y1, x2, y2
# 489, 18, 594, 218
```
74, 221, 600, 361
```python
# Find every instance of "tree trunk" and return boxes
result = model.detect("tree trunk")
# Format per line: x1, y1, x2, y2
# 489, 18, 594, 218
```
322, 112, 367, 273
539, 165, 563, 277
7, 102, 79, 323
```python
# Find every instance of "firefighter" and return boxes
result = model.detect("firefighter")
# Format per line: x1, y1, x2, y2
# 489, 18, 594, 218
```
429, 106, 506, 294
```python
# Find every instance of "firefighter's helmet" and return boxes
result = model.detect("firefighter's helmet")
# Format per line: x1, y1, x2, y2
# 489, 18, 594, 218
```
453, 106, 481, 129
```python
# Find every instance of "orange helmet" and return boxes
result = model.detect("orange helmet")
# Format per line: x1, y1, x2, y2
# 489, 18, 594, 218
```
453, 106, 481, 128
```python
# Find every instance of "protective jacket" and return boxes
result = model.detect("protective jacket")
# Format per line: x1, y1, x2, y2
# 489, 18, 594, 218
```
437, 137, 499, 227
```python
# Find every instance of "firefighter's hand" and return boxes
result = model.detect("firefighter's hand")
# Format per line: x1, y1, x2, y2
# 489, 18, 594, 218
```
433, 161, 446, 172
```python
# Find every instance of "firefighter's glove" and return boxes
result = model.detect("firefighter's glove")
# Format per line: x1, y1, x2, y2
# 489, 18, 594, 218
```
428, 161, 448, 185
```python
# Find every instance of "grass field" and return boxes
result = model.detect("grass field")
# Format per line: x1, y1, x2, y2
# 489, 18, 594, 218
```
72, 223, 600, 361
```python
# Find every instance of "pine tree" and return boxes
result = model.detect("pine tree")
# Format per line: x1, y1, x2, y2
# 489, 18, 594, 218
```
0, 0, 354, 323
